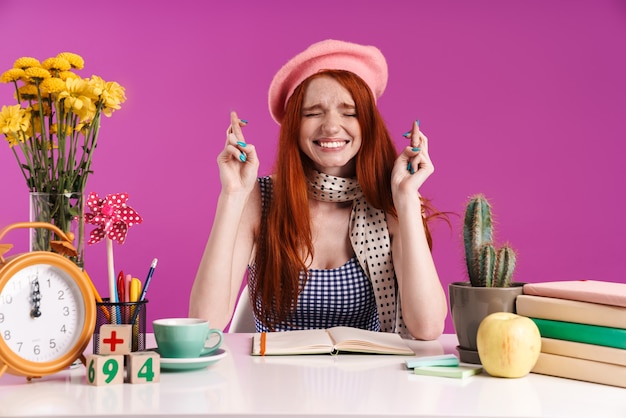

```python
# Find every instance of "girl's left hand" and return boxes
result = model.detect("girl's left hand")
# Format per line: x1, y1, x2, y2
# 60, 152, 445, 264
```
391, 120, 434, 197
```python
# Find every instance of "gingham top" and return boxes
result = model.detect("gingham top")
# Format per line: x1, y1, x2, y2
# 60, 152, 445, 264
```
248, 176, 380, 332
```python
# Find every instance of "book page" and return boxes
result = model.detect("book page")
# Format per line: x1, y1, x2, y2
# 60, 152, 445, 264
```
251, 329, 334, 355
327, 326, 414, 355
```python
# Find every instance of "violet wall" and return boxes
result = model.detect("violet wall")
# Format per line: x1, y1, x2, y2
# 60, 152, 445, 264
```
1, 0, 624, 333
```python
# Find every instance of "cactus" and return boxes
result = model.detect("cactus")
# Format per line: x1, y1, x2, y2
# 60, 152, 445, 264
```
463, 194, 517, 287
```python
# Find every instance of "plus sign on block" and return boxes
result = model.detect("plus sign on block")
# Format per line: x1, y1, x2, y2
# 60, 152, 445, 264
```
98, 324, 132, 355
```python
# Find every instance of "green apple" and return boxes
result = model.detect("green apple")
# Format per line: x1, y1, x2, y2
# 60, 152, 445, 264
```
476, 312, 541, 378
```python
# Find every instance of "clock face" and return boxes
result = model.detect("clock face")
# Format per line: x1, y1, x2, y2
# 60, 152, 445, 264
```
0, 263, 86, 362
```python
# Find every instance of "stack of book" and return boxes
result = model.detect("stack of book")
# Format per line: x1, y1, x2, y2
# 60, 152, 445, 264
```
516, 280, 626, 388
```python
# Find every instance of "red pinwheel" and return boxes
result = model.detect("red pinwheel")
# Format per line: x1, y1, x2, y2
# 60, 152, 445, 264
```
85, 192, 142, 245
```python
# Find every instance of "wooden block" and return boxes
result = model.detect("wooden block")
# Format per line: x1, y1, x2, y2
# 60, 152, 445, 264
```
98, 324, 132, 355
127, 351, 160, 384
85, 354, 124, 386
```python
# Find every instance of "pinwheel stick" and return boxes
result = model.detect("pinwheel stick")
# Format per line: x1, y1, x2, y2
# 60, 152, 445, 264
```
106, 237, 118, 323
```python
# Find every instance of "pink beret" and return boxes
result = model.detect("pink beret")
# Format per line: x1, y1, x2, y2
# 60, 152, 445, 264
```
268, 39, 388, 124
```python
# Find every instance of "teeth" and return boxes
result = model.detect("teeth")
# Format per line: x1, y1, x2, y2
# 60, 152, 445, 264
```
318, 141, 344, 149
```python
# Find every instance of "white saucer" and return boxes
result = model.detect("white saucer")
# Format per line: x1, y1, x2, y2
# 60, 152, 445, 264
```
149, 348, 227, 371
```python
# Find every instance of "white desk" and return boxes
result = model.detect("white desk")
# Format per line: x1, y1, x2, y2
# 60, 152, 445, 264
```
0, 333, 624, 417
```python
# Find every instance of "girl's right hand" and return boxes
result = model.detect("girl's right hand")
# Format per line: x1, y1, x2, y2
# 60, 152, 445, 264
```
218, 111, 259, 194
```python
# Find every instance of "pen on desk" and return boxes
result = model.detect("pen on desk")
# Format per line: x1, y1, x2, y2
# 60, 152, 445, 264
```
112, 270, 123, 324
138, 258, 158, 302
117, 271, 125, 305
116, 272, 125, 323
131, 258, 158, 325
124, 274, 132, 303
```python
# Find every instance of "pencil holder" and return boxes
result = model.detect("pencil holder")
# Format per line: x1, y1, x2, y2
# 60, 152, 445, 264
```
93, 298, 148, 353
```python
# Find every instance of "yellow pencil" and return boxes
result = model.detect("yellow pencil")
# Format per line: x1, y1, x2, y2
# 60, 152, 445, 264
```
84, 271, 110, 322
129, 278, 142, 350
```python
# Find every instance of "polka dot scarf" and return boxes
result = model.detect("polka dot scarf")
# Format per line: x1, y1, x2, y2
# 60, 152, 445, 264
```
307, 170, 407, 336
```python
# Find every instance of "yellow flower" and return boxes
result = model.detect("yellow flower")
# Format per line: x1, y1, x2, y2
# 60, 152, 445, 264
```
5, 132, 21, 147
42, 57, 71, 72
87, 76, 127, 116
30, 102, 52, 118
56, 52, 84, 70
58, 76, 88, 99
85, 75, 105, 100
17, 84, 39, 100
101, 81, 127, 116
0, 104, 30, 142
59, 77, 96, 121
58, 70, 79, 81
1, 68, 26, 83
40, 77, 67, 94
3, 50, 125, 202
24, 67, 51, 83
13, 57, 41, 70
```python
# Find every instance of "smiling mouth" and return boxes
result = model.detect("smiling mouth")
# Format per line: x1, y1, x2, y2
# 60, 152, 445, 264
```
315, 140, 348, 149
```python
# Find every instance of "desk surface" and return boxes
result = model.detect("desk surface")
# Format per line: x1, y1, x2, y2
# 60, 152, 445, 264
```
0, 333, 624, 418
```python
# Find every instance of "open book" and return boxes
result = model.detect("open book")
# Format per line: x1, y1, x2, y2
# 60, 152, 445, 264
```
251, 327, 415, 356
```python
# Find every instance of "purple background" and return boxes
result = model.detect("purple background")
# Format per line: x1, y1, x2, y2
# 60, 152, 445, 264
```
1, 0, 624, 334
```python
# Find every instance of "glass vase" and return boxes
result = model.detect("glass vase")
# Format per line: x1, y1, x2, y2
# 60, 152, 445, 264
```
29, 191, 86, 269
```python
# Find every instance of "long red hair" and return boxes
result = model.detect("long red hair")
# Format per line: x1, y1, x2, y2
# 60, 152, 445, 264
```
252, 70, 436, 329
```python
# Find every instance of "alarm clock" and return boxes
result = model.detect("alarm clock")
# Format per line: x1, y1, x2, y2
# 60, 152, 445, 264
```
0, 222, 96, 380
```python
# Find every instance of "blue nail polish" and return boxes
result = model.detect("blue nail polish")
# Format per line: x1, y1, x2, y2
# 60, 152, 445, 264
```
237, 141, 247, 147
240, 119, 248, 124
407, 162, 412, 172
403, 131, 411, 138
239, 153, 247, 162
412, 147, 420, 152
416, 119, 420, 126
410, 166, 415, 174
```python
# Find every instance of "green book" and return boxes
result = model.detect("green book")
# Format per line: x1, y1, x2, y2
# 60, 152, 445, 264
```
412, 365, 483, 379
530, 318, 626, 349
